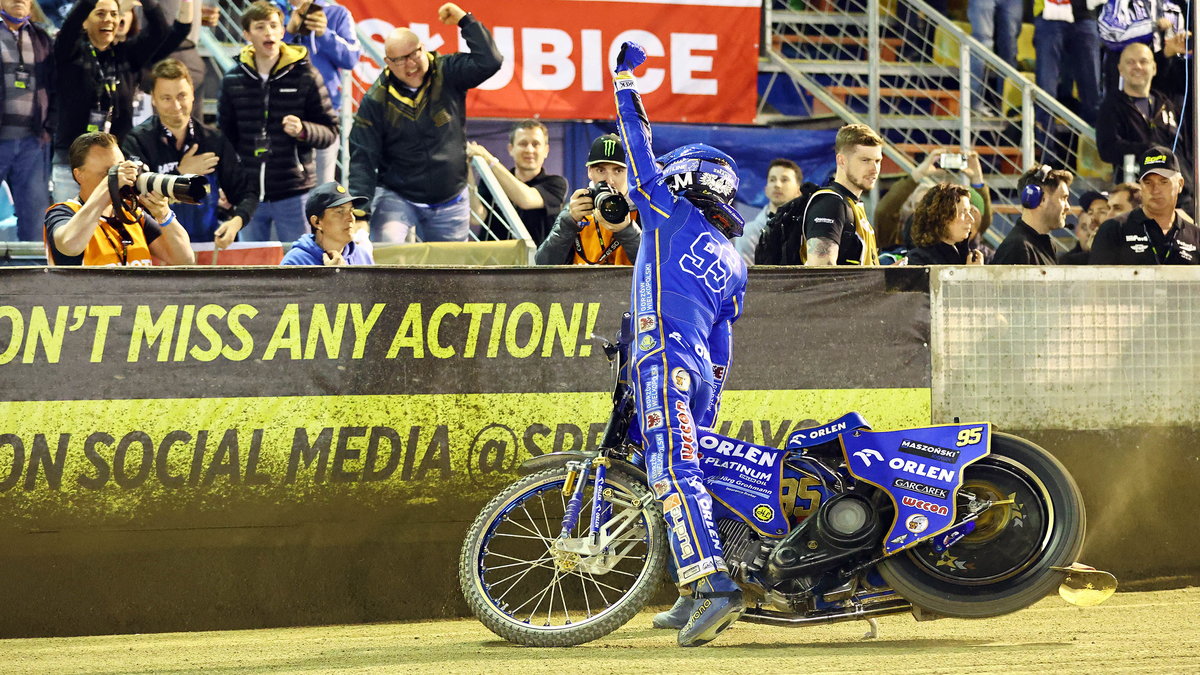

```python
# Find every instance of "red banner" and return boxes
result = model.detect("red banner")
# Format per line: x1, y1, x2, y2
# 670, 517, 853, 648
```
341, 0, 761, 124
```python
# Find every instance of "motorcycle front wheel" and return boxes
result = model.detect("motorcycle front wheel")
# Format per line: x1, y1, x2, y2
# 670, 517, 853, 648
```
458, 465, 668, 646
877, 432, 1085, 618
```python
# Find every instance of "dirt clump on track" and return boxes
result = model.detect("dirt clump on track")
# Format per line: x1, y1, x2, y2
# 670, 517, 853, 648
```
4, 588, 1198, 674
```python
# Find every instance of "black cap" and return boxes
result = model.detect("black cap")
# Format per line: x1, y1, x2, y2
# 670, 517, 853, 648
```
586, 134, 626, 168
305, 181, 367, 222
1138, 145, 1181, 180
1077, 190, 1109, 211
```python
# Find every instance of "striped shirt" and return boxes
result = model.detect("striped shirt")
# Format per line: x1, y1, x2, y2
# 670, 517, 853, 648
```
0, 22, 36, 141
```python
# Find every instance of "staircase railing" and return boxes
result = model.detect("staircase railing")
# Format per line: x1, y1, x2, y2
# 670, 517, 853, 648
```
767, 0, 1106, 210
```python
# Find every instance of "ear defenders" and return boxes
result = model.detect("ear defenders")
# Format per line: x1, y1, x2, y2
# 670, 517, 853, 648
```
1021, 164, 1053, 209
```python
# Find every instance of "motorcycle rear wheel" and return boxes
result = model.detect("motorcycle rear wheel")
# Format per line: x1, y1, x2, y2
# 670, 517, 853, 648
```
877, 432, 1085, 618
459, 465, 668, 646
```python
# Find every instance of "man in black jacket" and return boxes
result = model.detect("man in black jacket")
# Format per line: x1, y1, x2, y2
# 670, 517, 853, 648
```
991, 165, 1072, 265
348, 2, 501, 243
1090, 146, 1200, 264
1096, 43, 1192, 195
50, 0, 172, 200
0, 0, 54, 241
218, 0, 337, 242
123, 58, 256, 247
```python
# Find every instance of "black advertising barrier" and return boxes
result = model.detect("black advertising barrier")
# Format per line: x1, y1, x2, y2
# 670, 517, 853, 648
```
0, 266, 931, 637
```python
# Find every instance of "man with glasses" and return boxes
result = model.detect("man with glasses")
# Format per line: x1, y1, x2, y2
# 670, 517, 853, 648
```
348, 2, 501, 243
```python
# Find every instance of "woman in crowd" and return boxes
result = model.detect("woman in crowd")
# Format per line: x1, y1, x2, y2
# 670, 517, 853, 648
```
906, 183, 985, 265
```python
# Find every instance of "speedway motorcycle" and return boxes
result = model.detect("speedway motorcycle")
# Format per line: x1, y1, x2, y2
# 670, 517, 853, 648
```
459, 315, 1114, 646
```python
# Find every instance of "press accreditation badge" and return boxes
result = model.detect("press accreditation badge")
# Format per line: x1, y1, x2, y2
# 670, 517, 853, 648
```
13, 66, 30, 89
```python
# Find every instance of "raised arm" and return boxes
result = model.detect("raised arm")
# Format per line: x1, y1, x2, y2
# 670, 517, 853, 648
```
611, 42, 659, 196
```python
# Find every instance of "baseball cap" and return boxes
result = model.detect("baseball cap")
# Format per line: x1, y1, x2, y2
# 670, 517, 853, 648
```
305, 181, 367, 221
1137, 145, 1181, 180
586, 134, 627, 168
1077, 190, 1109, 211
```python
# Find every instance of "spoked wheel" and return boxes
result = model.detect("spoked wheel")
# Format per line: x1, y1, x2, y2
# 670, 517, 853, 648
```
459, 465, 668, 646
877, 433, 1085, 618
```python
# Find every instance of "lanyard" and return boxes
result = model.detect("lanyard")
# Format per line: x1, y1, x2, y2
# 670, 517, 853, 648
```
89, 44, 117, 113
161, 117, 196, 152
1143, 221, 1179, 263
98, 218, 132, 266
573, 219, 624, 265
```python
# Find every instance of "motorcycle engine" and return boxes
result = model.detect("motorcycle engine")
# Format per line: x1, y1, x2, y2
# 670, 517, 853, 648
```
716, 519, 772, 584
765, 491, 881, 588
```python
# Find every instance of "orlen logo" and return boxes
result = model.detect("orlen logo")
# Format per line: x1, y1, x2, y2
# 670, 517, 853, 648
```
901, 495, 949, 516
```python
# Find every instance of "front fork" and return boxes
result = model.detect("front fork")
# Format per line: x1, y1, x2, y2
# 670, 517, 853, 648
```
559, 455, 613, 544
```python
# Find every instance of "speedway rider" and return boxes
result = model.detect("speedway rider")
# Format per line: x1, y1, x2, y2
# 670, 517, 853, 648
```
613, 42, 748, 647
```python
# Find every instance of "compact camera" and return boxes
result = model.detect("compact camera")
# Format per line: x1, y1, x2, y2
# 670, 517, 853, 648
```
586, 181, 629, 225
938, 153, 967, 171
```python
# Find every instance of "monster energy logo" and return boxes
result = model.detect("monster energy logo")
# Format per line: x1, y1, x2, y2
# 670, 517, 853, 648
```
602, 138, 617, 155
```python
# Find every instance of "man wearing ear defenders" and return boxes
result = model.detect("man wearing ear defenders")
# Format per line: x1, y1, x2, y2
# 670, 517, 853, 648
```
1090, 145, 1200, 264
992, 164, 1074, 265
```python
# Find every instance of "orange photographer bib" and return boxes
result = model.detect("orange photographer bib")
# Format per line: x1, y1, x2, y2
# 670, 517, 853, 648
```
45, 200, 155, 267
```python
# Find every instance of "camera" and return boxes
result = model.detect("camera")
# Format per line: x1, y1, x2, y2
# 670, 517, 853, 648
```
587, 181, 629, 225
938, 153, 967, 171
134, 167, 209, 205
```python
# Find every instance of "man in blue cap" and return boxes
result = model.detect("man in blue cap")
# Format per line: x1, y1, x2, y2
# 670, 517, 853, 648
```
282, 181, 373, 265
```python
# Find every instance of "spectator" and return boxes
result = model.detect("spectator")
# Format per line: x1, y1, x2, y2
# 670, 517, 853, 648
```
1098, 0, 1189, 99
348, 3, 501, 243
535, 134, 639, 265
281, 180, 372, 265
467, 119, 567, 244
44, 131, 194, 266
219, 0, 338, 243
1107, 181, 1142, 217
277, 0, 361, 182
905, 183, 986, 265
991, 165, 1073, 265
968, 0, 1022, 116
1059, 190, 1108, 264
800, 123, 882, 266
1090, 145, 1199, 263
1033, 0, 1102, 124
736, 158, 801, 266
876, 148, 993, 251
0, 0, 54, 242
122, 57, 256, 247
1095, 42, 1191, 192
51, 0, 172, 200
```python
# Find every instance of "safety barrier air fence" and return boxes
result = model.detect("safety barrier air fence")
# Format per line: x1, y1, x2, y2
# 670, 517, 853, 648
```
0, 266, 1196, 637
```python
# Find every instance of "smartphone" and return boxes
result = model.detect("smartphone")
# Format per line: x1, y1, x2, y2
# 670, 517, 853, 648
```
939, 152, 967, 171
295, 1, 324, 33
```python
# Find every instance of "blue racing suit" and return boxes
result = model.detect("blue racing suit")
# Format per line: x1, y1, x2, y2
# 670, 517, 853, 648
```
614, 69, 748, 586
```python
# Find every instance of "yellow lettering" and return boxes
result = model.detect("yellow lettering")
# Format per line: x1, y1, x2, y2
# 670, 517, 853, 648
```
428, 302, 461, 359
22, 305, 68, 364
189, 304, 226, 362
303, 303, 348, 360
87, 305, 122, 363
222, 304, 257, 361
386, 303, 424, 359
541, 302, 583, 357
350, 303, 386, 359
505, 302, 543, 359
460, 303, 492, 358
172, 305, 196, 362
128, 305, 177, 362
262, 304, 302, 360
486, 303, 506, 358
0, 306, 23, 365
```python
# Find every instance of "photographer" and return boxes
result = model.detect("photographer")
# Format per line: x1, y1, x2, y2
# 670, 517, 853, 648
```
875, 148, 993, 251
44, 131, 194, 266
535, 134, 640, 265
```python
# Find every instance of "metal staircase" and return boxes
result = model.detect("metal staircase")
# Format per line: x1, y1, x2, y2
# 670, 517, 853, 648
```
762, 0, 1108, 225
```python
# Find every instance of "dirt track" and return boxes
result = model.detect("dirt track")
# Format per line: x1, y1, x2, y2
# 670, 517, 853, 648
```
3, 588, 1197, 674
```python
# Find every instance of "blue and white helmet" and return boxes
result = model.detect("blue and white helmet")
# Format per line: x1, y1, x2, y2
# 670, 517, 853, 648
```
657, 143, 745, 237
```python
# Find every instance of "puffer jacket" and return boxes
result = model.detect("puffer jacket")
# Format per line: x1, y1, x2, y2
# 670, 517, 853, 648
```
348, 13, 501, 207
217, 42, 337, 202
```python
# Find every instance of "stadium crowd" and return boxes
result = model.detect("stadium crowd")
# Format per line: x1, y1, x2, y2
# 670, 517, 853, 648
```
0, 0, 1194, 266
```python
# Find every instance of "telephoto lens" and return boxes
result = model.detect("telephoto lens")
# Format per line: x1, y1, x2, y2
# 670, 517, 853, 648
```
135, 171, 210, 205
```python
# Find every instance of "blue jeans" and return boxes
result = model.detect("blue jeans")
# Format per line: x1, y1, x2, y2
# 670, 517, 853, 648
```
370, 186, 470, 243
241, 193, 308, 243
1034, 17, 1101, 124
968, 0, 1023, 109
0, 137, 51, 241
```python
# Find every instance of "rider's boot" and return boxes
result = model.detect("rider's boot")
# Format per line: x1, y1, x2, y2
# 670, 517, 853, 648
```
677, 571, 744, 647
652, 594, 694, 629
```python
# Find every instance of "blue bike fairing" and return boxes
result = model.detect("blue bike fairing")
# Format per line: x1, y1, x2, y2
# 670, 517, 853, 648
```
616, 68, 748, 587
841, 423, 991, 554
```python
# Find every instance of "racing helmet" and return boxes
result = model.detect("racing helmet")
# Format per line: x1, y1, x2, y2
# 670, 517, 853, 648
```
657, 143, 745, 237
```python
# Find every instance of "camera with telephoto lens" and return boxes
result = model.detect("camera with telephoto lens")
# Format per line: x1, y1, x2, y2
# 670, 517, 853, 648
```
586, 181, 629, 225
134, 165, 209, 205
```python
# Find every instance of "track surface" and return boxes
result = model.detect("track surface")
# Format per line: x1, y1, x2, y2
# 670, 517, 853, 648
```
4, 588, 1197, 674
